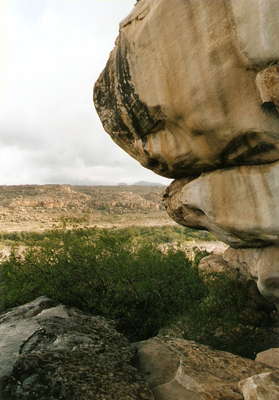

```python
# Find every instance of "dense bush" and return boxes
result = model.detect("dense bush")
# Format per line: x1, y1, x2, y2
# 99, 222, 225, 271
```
0, 227, 274, 358
178, 273, 274, 358
0, 228, 206, 339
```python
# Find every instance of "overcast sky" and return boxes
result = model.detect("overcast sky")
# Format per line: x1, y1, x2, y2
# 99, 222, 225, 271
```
0, 0, 170, 185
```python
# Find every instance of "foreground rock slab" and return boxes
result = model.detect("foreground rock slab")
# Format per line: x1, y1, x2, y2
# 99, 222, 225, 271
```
256, 349, 279, 369
0, 297, 153, 400
136, 337, 277, 400
239, 372, 279, 400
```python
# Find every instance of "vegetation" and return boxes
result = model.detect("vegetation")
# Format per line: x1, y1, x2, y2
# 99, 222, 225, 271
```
0, 224, 215, 245
0, 227, 274, 358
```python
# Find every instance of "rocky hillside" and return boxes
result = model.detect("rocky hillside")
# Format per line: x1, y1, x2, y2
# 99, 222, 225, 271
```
0, 184, 170, 232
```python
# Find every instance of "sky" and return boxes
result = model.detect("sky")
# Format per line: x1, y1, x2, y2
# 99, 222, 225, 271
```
0, 0, 170, 186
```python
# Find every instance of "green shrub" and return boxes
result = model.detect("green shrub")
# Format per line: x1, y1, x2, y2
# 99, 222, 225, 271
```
0, 227, 273, 358
0, 228, 206, 340
179, 273, 273, 358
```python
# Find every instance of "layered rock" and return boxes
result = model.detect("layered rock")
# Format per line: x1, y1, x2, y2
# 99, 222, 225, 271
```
162, 162, 279, 301
163, 162, 279, 248
94, 0, 279, 303
94, 0, 279, 179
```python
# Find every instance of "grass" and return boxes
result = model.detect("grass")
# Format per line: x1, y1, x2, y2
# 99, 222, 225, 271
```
0, 227, 274, 358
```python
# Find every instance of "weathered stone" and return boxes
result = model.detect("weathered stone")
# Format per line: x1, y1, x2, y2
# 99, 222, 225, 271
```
256, 348, 279, 368
199, 248, 264, 280
222, 248, 262, 279
94, 0, 279, 179
94, 0, 279, 307
0, 297, 56, 384
198, 246, 279, 308
210, 245, 279, 306
239, 372, 279, 400
198, 254, 233, 276
164, 162, 279, 248
251, 247, 279, 304
0, 297, 154, 400
136, 337, 277, 400
256, 66, 279, 113
231, 0, 279, 65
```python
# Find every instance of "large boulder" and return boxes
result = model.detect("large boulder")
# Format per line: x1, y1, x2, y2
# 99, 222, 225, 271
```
198, 246, 279, 307
163, 162, 279, 248
94, 0, 279, 179
0, 297, 154, 400
94, 0, 279, 305
162, 160, 279, 303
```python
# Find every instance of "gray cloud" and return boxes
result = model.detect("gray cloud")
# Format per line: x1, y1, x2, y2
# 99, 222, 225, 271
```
0, 0, 171, 186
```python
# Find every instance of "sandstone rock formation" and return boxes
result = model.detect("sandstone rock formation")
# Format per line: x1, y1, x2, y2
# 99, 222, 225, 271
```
256, 348, 279, 369
94, 0, 279, 303
0, 297, 153, 400
163, 162, 279, 248
94, 0, 279, 179
136, 336, 278, 400
0, 184, 167, 233
239, 372, 279, 400
197, 246, 279, 306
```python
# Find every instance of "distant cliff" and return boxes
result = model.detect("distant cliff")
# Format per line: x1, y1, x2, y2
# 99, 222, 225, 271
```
0, 184, 169, 232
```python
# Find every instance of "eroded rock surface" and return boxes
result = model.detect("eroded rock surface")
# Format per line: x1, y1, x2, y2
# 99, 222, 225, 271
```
136, 337, 278, 400
93, 1, 279, 396
2, 298, 279, 400
256, 349, 279, 369
239, 372, 279, 400
94, 0, 279, 303
163, 162, 279, 248
0, 297, 153, 400
198, 246, 279, 306
94, 0, 279, 179
162, 162, 279, 302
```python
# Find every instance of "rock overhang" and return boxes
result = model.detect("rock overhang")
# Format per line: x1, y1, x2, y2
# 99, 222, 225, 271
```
93, 0, 279, 303
94, 0, 279, 179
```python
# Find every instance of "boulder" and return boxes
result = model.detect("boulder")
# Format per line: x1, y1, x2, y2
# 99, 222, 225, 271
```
94, 0, 279, 179
136, 337, 278, 400
222, 248, 261, 279
0, 297, 154, 400
198, 254, 233, 276
94, 0, 279, 305
163, 162, 279, 248
239, 372, 279, 400
256, 348, 279, 369
198, 248, 263, 280
198, 246, 279, 309
220, 245, 279, 305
